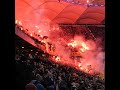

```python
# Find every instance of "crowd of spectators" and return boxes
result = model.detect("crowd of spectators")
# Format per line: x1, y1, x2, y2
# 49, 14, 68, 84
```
15, 24, 104, 38
16, 35, 105, 90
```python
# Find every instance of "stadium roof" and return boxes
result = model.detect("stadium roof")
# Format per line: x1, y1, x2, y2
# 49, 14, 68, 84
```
15, 0, 105, 26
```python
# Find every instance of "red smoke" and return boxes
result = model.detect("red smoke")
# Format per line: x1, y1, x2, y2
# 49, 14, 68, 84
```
16, 20, 105, 77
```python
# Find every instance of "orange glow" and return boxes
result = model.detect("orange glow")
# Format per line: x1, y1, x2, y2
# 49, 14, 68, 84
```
30, 34, 33, 36
38, 30, 41, 33
81, 42, 89, 50
80, 67, 84, 70
55, 56, 60, 62
19, 21, 22, 25
15, 20, 18, 24
40, 35, 43, 37
41, 40, 45, 43
78, 63, 82, 67
80, 48, 85, 52
79, 42, 89, 53
68, 40, 77, 47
